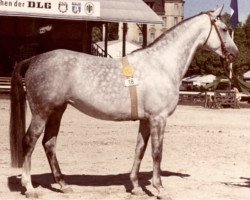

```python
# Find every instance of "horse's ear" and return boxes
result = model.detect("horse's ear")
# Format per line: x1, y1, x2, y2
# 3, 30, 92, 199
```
210, 5, 224, 19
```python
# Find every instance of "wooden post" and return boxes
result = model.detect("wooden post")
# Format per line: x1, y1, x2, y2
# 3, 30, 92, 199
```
229, 30, 234, 90
87, 22, 93, 54
104, 22, 108, 57
142, 24, 147, 48
82, 22, 88, 53
122, 23, 127, 57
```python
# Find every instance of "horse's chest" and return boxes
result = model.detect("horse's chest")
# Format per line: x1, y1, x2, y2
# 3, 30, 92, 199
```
143, 80, 179, 116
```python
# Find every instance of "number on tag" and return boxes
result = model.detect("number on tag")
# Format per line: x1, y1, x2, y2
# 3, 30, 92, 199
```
124, 78, 138, 87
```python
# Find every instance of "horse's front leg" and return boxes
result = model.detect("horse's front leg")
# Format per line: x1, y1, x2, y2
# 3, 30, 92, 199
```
130, 120, 150, 194
150, 115, 170, 199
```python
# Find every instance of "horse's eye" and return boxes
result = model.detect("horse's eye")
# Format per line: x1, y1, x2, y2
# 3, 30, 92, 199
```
222, 28, 227, 32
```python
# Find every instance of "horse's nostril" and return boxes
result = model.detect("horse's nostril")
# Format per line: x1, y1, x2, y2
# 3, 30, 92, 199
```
228, 53, 237, 63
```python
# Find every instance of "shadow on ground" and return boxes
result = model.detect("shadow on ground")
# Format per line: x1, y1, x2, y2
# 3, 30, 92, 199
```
8, 171, 190, 196
223, 177, 250, 188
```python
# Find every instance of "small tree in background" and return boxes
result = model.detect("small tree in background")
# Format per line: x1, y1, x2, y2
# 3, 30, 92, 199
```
91, 23, 119, 43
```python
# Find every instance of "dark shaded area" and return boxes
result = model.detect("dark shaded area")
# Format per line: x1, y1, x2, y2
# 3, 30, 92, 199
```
8, 171, 190, 196
223, 177, 250, 188
0, 16, 98, 76
234, 177, 250, 188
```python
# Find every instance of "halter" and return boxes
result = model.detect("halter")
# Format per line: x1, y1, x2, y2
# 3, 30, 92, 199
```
203, 13, 231, 62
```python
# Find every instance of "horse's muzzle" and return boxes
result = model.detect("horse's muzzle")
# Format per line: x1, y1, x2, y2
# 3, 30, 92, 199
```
225, 49, 239, 63
227, 53, 237, 63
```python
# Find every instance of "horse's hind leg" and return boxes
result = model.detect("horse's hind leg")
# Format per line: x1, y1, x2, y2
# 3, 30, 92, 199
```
130, 120, 150, 194
22, 115, 47, 198
42, 104, 72, 193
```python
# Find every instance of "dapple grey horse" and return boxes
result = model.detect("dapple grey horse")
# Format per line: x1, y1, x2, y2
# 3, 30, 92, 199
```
10, 6, 239, 199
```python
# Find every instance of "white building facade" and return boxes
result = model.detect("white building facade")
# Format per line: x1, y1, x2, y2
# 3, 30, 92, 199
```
118, 0, 185, 45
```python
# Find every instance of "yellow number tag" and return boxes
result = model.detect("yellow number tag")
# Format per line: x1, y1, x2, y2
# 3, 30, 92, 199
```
122, 66, 134, 77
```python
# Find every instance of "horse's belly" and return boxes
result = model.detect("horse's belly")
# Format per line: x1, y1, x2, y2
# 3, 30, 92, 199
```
68, 97, 131, 121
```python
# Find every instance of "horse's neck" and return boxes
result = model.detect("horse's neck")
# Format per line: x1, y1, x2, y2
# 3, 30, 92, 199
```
144, 15, 208, 83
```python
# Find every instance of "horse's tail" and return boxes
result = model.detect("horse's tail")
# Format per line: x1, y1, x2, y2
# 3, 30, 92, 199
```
10, 59, 31, 168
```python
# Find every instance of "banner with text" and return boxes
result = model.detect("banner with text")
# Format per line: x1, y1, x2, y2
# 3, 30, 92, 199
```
0, 0, 100, 19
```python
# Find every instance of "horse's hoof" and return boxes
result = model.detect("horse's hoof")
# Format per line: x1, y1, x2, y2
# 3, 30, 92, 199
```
25, 191, 38, 199
61, 186, 73, 193
131, 187, 145, 196
157, 192, 172, 200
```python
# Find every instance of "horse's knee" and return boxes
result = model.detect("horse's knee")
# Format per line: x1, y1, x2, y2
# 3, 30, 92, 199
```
42, 138, 54, 148
152, 149, 162, 162
42, 136, 56, 153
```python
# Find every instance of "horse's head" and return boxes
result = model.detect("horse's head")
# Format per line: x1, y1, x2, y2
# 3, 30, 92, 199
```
203, 6, 239, 63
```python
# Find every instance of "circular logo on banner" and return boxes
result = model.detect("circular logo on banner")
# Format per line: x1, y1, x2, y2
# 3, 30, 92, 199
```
72, 2, 81, 14
58, 2, 68, 13
84, 2, 94, 16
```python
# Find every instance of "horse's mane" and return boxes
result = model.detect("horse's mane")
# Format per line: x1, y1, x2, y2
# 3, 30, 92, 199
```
131, 11, 211, 53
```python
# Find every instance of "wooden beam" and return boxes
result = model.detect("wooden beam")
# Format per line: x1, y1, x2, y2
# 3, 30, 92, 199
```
87, 22, 93, 54
142, 24, 147, 48
82, 21, 92, 54
122, 23, 127, 57
104, 22, 108, 57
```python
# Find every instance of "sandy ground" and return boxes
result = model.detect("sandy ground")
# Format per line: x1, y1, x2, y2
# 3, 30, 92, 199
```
0, 97, 250, 200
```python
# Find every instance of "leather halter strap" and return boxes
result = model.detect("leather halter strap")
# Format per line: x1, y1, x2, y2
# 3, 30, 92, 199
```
203, 14, 231, 61
203, 14, 213, 47
122, 57, 138, 121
